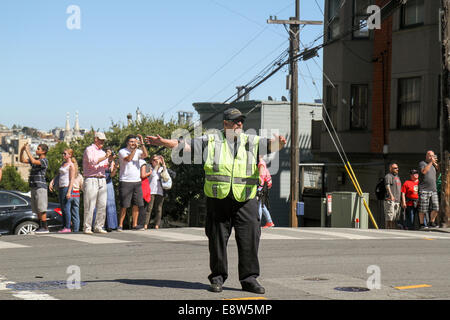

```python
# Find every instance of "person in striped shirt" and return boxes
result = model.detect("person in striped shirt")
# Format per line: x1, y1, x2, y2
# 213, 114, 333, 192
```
20, 143, 49, 233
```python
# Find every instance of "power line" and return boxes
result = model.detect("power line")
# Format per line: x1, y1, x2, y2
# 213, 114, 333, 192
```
207, 39, 289, 101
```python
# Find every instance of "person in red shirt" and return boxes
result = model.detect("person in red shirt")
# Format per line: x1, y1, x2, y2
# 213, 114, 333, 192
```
401, 169, 419, 230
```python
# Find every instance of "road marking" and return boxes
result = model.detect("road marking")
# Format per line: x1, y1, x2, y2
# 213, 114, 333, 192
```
357, 229, 449, 240
394, 284, 432, 290
288, 228, 376, 240
44, 233, 131, 244
0, 276, 57, 300
223, 297, 268, 300
129, 230, 208, 242
260, 232, 301, 240
0, 241, 29, 249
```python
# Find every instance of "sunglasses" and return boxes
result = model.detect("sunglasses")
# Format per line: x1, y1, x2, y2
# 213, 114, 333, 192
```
228, 118, 245, 125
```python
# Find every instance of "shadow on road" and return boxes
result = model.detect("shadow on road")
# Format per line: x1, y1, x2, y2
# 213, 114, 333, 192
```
84, 279, 241, 292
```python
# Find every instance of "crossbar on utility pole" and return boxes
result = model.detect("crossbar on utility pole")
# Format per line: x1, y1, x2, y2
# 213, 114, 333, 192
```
267, 0, 322, 228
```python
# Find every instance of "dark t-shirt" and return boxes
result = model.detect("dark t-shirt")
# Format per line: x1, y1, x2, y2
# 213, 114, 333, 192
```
29, 158, 49, 189
384, 172, 401, 202
419, 161, 437, 192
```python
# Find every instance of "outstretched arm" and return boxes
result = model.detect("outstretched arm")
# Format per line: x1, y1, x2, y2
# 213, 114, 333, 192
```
145, 135, 180, 150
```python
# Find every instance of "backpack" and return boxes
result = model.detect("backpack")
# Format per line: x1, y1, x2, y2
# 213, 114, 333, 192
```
375, 178, 386, 200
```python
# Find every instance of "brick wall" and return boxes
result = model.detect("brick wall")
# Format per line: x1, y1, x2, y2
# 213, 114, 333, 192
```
370, 0, 393, 153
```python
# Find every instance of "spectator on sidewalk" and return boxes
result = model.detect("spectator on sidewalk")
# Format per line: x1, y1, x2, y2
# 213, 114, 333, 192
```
418, 150, 440, 229
70, 162, 83, 232
401, 169, 419, 230
83, 132, 112, 234
117, 134, 148, 231
384, 162, 402, 229
20, 143, 49, 233
50, 149, 76, 233
257, 156, 274, 228
139, 159, 152, 229
105, 149, 119, 232
147, 155, 166, 229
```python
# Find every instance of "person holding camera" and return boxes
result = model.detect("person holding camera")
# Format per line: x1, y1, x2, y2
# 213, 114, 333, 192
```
82, 132, 112, 234
117, 134, 148, 231
418, 150, 440, 229
146, 155, 169, 229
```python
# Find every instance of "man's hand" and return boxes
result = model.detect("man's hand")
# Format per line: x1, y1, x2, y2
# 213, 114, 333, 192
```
145, 135, 165, 146
271, 134, 287, 151
137, 134, 144, 145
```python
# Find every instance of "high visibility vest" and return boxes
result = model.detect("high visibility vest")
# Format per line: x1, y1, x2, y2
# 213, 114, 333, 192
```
204, 132, 260, 202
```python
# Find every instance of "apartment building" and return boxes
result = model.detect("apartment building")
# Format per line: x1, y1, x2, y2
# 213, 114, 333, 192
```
318, 0, 441, 227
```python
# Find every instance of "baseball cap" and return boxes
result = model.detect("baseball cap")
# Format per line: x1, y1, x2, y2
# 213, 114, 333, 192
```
410, 169, 418, 174
223, 107, 246, 121
95, 132, 107, 140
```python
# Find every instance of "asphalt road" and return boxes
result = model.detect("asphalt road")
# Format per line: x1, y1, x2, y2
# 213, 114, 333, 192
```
1, 227, 449, 301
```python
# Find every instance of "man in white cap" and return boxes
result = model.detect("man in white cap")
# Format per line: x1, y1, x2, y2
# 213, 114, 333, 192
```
82, 132, 113, 234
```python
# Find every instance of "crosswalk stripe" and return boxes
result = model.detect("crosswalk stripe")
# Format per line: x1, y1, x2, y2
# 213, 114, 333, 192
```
43, 233, 131, 244
0, 241, 29, 249
287, 228, 377, 240
260, 232, 302, 240
356, 229, 450, 239
127, 230, 207, 242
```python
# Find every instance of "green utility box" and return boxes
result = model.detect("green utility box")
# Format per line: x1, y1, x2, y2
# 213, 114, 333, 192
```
325, 192, 369, 228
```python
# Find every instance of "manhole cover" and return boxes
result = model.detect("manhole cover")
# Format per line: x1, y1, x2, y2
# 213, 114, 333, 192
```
305, 277, 329, 281
334, 286, 370, 292
6, 280, 87, 291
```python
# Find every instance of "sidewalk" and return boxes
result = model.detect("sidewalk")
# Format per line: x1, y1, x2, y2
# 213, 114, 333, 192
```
424, 226, 450, 234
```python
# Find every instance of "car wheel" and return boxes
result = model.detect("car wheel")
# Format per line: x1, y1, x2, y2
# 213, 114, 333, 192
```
15, 221, 39, 235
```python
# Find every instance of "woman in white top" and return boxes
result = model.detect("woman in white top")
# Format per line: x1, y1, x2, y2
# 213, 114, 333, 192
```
147, 155, 167, 229
50, 149, 76, 233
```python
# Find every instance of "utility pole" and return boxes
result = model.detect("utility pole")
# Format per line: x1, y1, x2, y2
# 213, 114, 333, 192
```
440, 0, 450, 227
267, 1, 322, 227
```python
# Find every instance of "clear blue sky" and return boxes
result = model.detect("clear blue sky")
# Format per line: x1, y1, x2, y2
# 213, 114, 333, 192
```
0, 0, 324, 132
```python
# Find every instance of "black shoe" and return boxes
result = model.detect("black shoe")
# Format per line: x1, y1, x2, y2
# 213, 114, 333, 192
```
209, 283, 223, 293
429, 221, 438, 228
241, 281, 265, 294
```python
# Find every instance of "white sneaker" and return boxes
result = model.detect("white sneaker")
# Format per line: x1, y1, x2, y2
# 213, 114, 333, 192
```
94, 228, 107, 234
83, 229, 93, 234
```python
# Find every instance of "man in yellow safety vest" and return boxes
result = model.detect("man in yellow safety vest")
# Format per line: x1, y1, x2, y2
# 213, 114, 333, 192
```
145, 107, 286, 294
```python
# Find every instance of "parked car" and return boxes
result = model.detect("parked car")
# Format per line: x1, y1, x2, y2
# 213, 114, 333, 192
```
0, 190, 63, 235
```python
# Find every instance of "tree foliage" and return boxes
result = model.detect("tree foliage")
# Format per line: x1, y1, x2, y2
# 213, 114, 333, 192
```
0, 165, 29, 192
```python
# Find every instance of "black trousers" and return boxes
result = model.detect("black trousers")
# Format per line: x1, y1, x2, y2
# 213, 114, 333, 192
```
205, 196, 261, 285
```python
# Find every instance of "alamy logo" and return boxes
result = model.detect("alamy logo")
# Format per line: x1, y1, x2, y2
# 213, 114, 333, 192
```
367, 5, 381, 30
66, 265, 81, 290
367, 265, 381, 290
66, 5, 81, 30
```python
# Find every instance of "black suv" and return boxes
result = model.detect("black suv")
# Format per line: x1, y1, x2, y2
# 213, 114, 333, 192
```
0, 190, 63, 235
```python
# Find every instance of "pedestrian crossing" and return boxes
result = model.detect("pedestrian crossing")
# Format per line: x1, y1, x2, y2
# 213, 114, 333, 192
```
1, 227, 450, 250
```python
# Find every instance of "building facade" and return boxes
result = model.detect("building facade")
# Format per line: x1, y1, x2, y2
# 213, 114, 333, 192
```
319, 0, 441, 227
